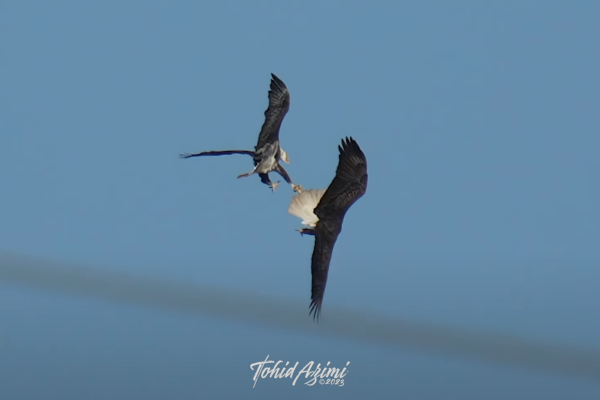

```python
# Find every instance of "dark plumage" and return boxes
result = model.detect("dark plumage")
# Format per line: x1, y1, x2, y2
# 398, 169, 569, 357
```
179, 73, 302, 193
287, 137, 368, 321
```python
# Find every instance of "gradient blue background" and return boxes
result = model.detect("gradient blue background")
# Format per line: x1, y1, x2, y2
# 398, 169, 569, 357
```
1, 1, 599, 398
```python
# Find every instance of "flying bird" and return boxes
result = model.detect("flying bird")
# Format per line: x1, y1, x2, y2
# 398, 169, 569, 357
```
287, 137, 368, 321
180, 73, 302, 193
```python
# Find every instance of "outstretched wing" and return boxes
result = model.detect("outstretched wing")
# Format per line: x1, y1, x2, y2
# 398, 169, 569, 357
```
255, 73, 290, 149
314, 137, 368, 220
307, 137, 368, 322
309, 231, 338, 321
179, 150, 254, 159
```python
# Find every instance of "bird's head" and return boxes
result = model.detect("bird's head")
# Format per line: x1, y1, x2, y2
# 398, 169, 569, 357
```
280, 148, 290, 164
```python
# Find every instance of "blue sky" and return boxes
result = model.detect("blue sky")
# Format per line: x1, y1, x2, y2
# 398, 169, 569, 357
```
1, 1, 600, 398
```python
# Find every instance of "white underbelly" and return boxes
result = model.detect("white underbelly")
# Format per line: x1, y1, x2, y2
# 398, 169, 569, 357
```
256, 156, 277, 174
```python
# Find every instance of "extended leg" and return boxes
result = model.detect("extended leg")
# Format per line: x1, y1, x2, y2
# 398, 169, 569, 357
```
275, 163, 303, 193
237, 165, 258, 179
297, 228, 315, 236
259, 173, 280, 192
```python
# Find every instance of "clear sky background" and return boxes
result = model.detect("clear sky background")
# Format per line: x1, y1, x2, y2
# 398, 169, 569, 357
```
1, 1, 599, 398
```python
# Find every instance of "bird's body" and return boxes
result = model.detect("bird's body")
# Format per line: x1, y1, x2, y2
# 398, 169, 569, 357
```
180, 73, 302, 193
287, 137, 368, 321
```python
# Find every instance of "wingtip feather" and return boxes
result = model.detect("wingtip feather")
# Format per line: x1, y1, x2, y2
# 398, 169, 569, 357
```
270, 73, 287, 91
309, 300, 322, 322
339, 136, 360, 154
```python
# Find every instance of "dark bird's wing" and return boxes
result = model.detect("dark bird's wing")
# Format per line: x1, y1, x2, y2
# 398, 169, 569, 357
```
255, 73, 290, 150
308, 137, 368, 321
179, 150, 254, 159
314, 137, 368, 219
309, 233, 336, 321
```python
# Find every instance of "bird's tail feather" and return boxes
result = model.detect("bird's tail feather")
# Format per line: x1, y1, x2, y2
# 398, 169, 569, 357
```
287, 189, 327, 227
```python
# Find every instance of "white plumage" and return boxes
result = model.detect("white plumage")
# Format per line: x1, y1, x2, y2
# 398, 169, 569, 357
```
287, 188, 327, 227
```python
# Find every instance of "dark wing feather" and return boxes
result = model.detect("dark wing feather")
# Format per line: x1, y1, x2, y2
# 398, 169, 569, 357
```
255, 73, 290, 149
314, 137, 368, 220
308, 137, 368, 322
179, 150, 254, 159
309, 231, 338, 321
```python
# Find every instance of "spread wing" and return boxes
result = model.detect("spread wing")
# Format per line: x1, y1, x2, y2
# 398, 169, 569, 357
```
255, 73, 290, 150
314, 137, 368, 220
308, 137, 368, 321
309, 231, 338, 321
179, 150, 254, 159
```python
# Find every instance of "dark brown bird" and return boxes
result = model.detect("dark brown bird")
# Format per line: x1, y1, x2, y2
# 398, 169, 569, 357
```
287, 137, 368, 321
